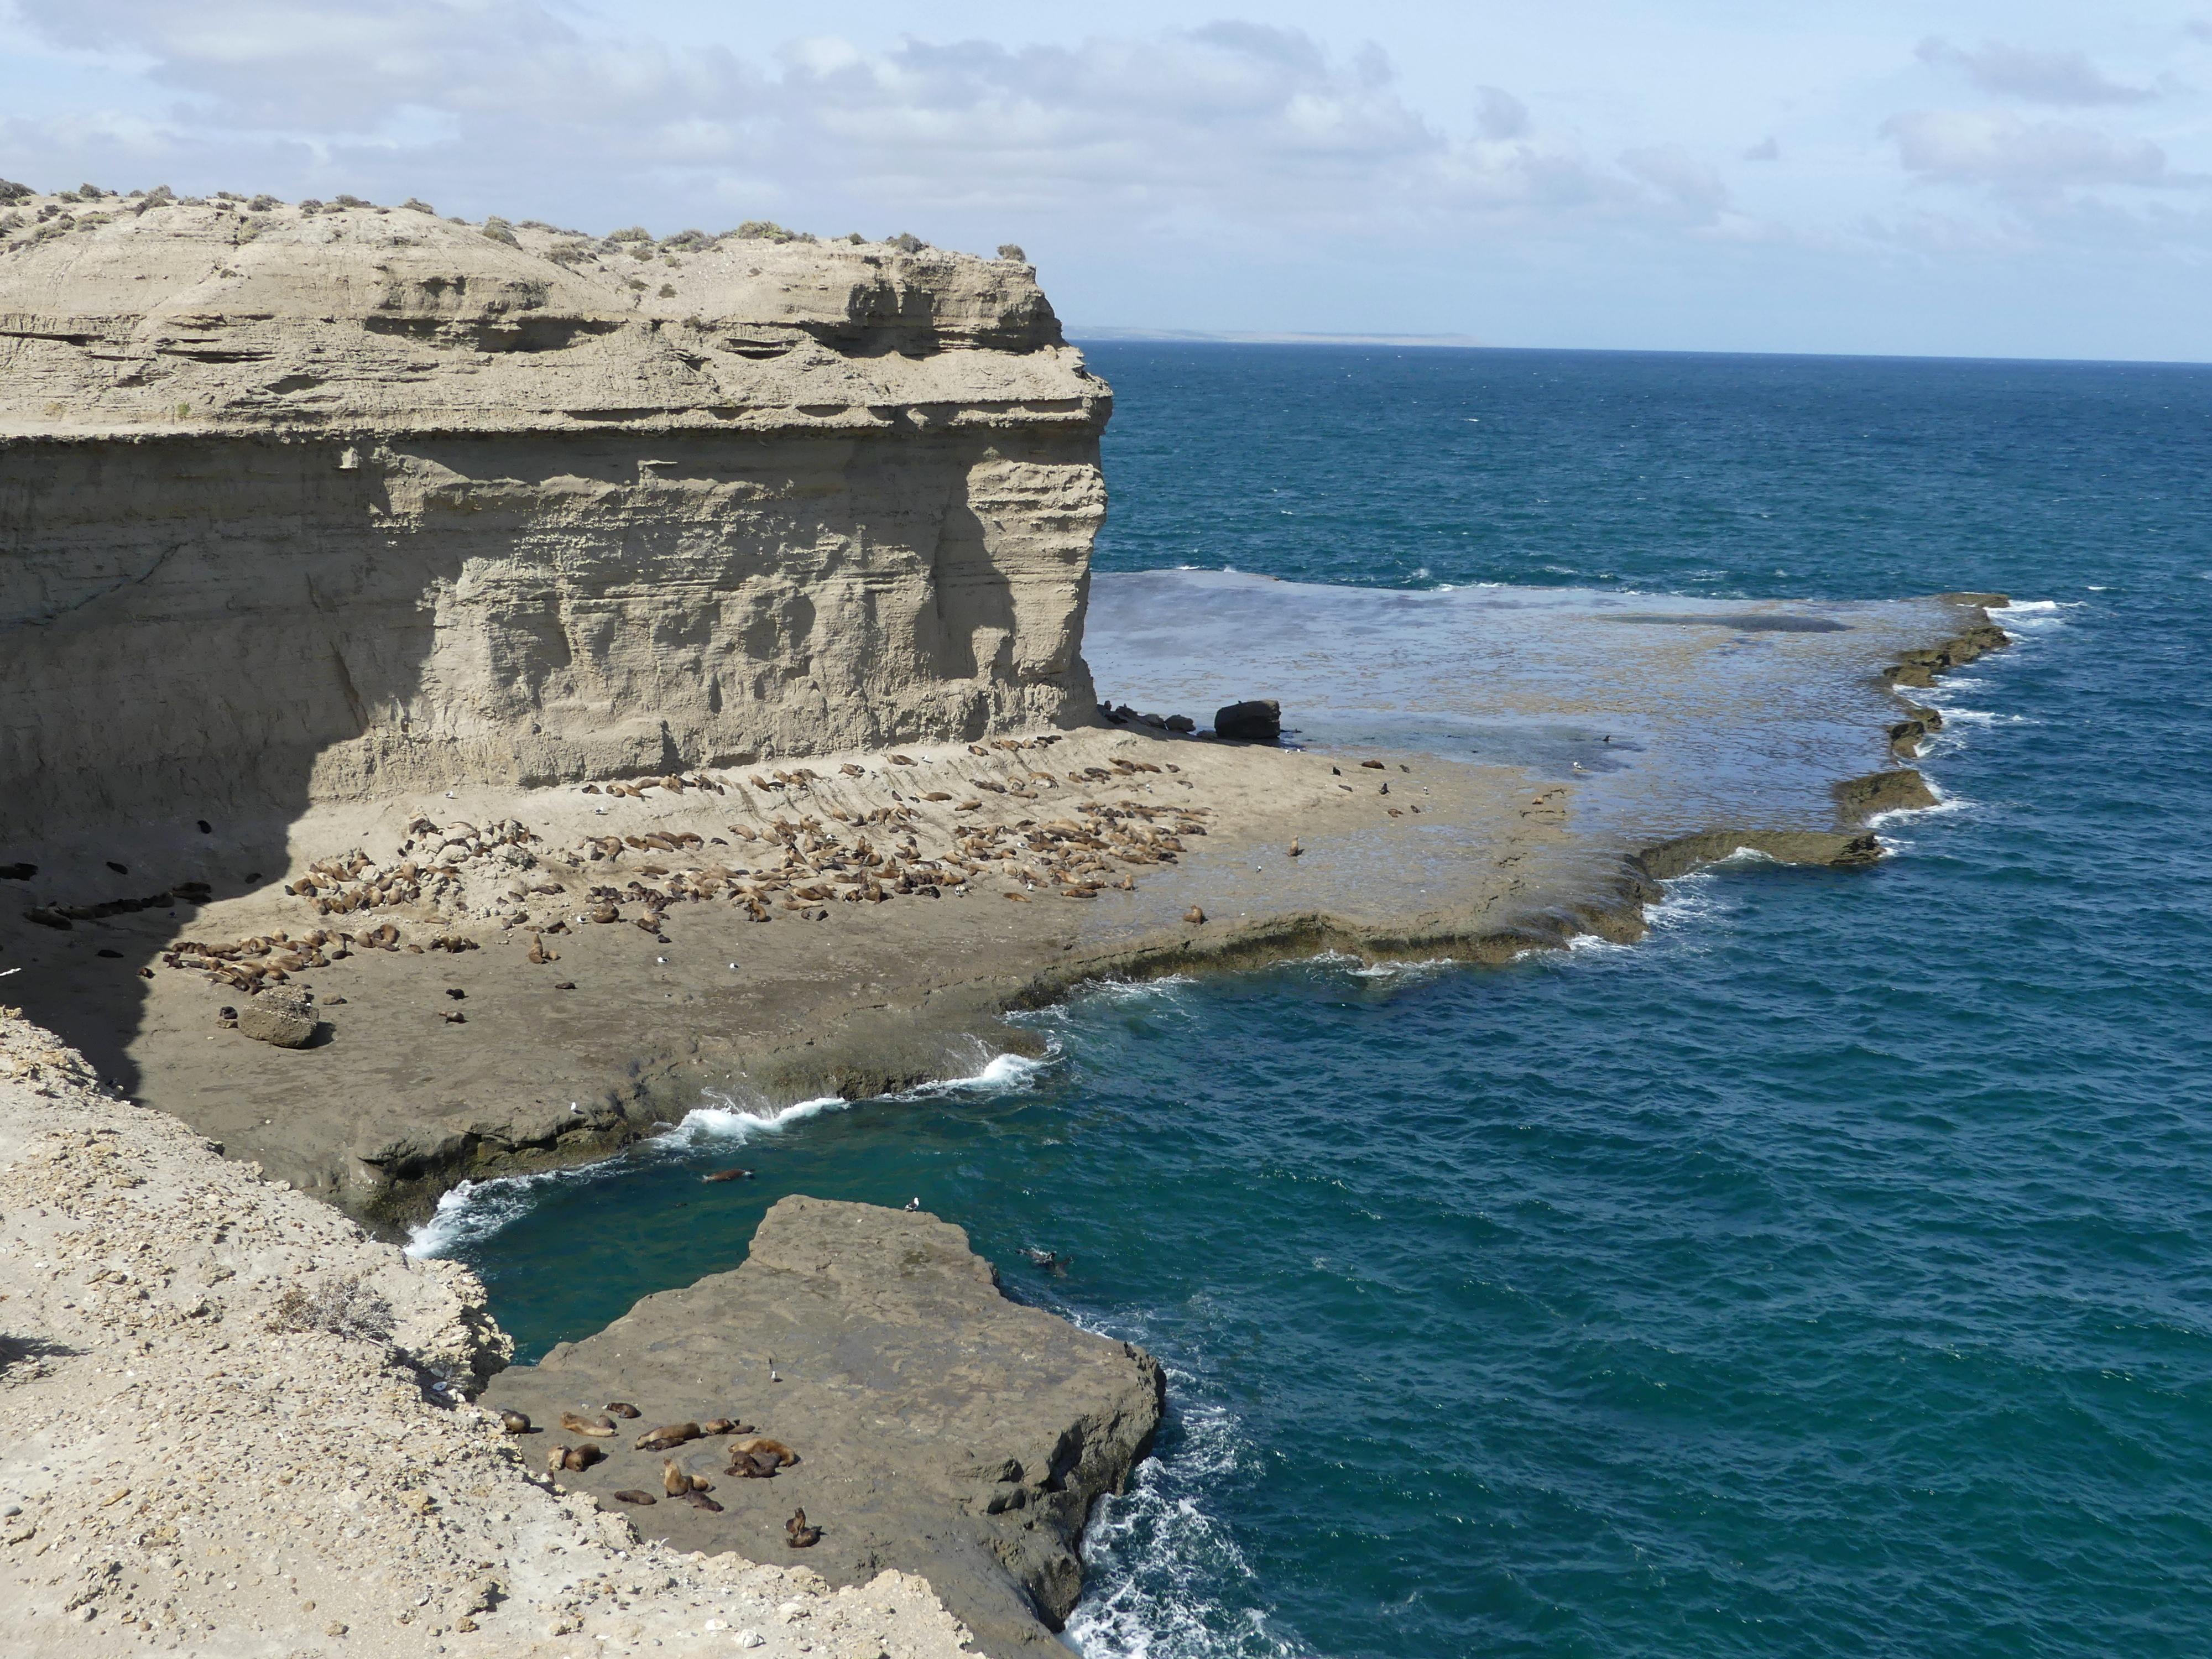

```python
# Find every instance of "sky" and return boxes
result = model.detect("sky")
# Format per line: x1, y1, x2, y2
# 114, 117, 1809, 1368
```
3, 1, 2209, 359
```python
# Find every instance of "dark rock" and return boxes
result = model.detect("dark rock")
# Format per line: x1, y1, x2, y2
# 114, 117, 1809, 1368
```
491, 1196, 1164, 1658
1164, 714, 1194, 733
0, 862, 34, 880
1832, 769, 1939, 824
1638, 829, 1888, 880
1212, 699, 1281, 742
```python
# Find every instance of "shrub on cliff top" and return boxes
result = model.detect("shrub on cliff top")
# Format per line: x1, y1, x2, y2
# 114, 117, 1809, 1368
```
997, 243, 1026, 262
0, 179, 32, 204
606, 225, 653, 243
662, 227, 709, 249
731, 219, 799, 243
333, 192, 373, 209
479, 215, 520, 247
269, 1274, 394, 1344
249, 194, 278, 212
887, 231, 926, 253
399, 197, 436, 215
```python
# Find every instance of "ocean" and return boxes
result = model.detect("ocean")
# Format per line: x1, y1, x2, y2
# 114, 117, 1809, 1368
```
414, 345, 2212, 1658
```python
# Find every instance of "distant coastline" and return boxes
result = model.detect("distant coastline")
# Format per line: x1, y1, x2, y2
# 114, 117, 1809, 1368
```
1067, 326, 1486, 348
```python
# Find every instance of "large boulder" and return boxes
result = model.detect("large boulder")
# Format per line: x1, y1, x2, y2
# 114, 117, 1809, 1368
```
1212, 698, 1281, 741
234, 994, 318, 1048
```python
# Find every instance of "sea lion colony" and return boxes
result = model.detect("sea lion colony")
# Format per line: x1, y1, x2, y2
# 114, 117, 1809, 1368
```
520, 1400, 811, 1539
108, 740, 1265, 1008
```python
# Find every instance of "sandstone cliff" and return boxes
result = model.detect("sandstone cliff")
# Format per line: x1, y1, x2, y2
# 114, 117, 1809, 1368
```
0, 193, 1107, 841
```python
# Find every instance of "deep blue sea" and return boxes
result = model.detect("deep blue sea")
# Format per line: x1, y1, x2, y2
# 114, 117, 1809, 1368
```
422, 346, 2212, 1658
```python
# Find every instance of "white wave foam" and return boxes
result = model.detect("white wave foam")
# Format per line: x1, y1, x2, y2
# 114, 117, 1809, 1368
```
404, 1162, 602, 1259
888, 1047, 1055, 1102
406, 1043, 1051, 1259
1083, 975, 1199, 1007
679, 1090, 850, 1142
1066, 1394, 1308, 1659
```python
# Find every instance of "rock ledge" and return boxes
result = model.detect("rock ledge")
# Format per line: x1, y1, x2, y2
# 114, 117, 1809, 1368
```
489, 1195, 1165, 1658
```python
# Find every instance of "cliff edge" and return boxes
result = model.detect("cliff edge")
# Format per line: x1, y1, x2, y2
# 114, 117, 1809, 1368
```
0, 1005, 981, 1656
0, 192, 1107, 841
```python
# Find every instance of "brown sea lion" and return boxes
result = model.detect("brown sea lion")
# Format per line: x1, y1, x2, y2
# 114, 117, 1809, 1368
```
728, 1435, 799, 1468
634, 1421, 703, 1451
604, 1402, 641, 1419
663, 1459, 713, 1497
728, 1451, 780, 1478
611, 1490, 658, 1506
561, 1411, 617, 1437
548, 1443, 604, 1473
497, 1410, 531, 1434
786, 1509, 821, 1547
1183, 905, 1206, 925
678, 1490, 724, 1513
702, 1168, 754, 1183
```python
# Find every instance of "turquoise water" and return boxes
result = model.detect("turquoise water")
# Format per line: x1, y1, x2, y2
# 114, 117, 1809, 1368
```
422, 347, 2212, 1658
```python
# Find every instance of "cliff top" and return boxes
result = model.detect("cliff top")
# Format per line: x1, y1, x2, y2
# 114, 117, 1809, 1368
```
0, 186, 1095, 438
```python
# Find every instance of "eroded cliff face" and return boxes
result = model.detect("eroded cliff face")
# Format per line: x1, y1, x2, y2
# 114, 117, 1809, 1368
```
0, 196, 1107, 839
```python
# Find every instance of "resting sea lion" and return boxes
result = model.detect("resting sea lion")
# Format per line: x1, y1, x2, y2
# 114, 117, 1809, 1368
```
700, 1418, 751, 1436
728, 1435, 799, 1468
679, 1490, 725, 1513
786, 1509, 821, 1547
604, 1402, 641, 1418
634, 1421, 702, 1451
561, 1411, 617, 1437
612, 1489, 658, 1506
729, 1451, 780, 1478
549, 1443, 604, 1473
497, 1409, 531, 1434
664, 1459, 714, 1497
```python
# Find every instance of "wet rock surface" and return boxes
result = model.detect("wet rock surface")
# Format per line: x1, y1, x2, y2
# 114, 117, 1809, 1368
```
489, 1196, 1165, 1658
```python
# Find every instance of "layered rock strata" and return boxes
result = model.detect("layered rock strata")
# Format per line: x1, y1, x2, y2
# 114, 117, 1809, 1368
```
488, 1196, 1166, 1659
0, 194, 1107, 842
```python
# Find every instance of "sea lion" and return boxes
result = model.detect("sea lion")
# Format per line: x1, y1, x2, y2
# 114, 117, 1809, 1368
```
702, 1168, 754, 1183
663, 1459, 714, 1497
728, 1452, 779, 1478
549, 1443, 605, 1473
728, 1436, 799, 1468
1287, 839, 1302, 858
700, 1418, 752, 1436
561, 1411, 617, 1438
611, 1490, 658, 1506
604, 1402, 641, 1419
1184, 905, 1206, 925
634, 1421, 703, 1451
786, 1509, 821, 1547
497, 1410, 531, 1434
679, 1490, 724, 1513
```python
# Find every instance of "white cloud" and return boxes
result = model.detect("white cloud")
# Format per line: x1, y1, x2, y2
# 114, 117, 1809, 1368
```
0, 7, 1723, 242
1882, 107, 2190, 191
1914, 37, 2156, 106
